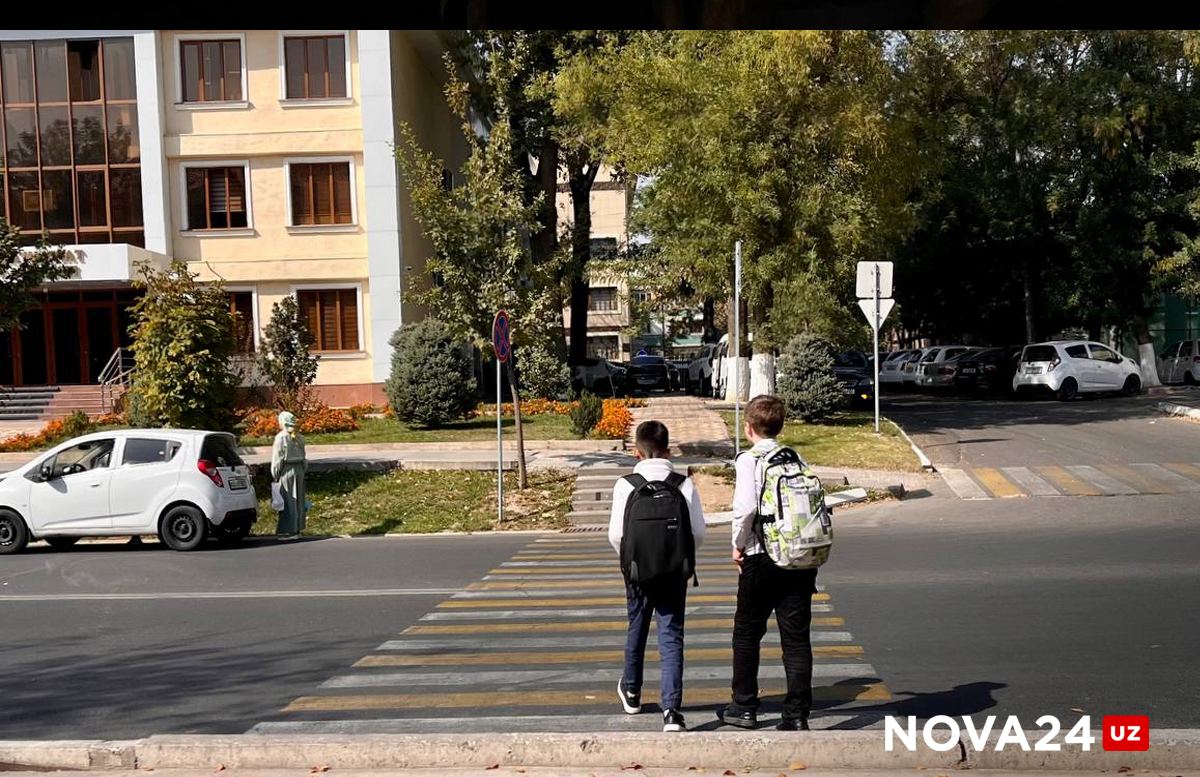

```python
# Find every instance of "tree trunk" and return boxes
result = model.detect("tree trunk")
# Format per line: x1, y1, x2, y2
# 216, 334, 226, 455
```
749, 353, 775, 398
702, 298, 717, 342
567, 157, 599, 366
532, 141, 567, 361
1134, 316, 1162, 388
1022, 259, 1036, 343
504, 356, 529, 490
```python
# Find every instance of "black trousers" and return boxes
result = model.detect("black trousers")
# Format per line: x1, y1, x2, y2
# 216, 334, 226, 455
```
730, 553, 820, 720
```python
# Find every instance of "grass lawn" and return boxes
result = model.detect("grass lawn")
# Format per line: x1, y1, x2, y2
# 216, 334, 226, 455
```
251, 468, 576, 536
690, 463, 896, 506
721, 410, 921, 472
239, 413, 576, 447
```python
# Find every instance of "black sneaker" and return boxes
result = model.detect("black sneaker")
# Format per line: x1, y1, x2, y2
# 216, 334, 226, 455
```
717, 705, 757, 729
663, 709, 686, 732
777, 717, 811, 731
617, 678, 641, 714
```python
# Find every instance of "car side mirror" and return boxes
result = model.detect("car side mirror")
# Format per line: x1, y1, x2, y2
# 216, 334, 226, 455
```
38, 462, 55, 482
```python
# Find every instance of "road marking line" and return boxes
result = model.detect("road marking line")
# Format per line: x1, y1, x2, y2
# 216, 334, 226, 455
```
1131, 463, 1200, 493
402, 616, 845, 635
468, 578, 752, 590
0, 588, 458, 602
421, 604, 833, 621
1163, 462, 1200, 487
437, 593, 830, 609
453, 587, 740, 598
248, 713, 875, 734
1036, 465, 1102, 496
1065, 465, 1137, 495
376, 631, 854, 651
323, 663, 872, 688
500, 560, 736, 568
1097, 465, 1169, 494
1000, 467, 1061, 497
971, 467, 1024, 498
354, 645, 864, 667
284, 683, 892, 711
938, 467, 990, 499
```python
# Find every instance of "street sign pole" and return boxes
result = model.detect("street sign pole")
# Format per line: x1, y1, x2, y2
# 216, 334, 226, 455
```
873, 264, 881, 435
856, 261, 895, 438
734, 240, 742, 458
492, 311, 511, 524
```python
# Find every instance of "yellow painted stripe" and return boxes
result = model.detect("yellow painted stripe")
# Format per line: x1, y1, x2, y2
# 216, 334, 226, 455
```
285, 683, 891, 712
355, 645, 863, 667
488, 566, 736, 575
1164, 462, 1200, 482
514, 553, 737, 561
402, 616, 845, 635
438, 593, 831, 609
1097, 464, 1168, 494
971, 467, 1024, 498
1036, 465, 1102, 496
470, 579, 747, 591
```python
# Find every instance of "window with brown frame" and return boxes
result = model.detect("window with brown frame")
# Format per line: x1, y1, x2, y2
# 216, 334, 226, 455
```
184, 166, 248, 230
179, 39, 243, 103
297, 289, 359, 352
289, 162, 353, 225
228, 291, 255, 353
283, 35, 347, 100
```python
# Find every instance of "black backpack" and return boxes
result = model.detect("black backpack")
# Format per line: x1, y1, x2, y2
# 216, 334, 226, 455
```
619, 472, 698, 589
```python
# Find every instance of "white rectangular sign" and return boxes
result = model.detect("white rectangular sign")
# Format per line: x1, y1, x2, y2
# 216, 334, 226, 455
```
856, 261, 894, 299
858, 297, 895, 331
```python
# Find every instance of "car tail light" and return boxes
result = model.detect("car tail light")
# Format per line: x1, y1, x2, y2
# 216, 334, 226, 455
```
1193, 355, 1200, 363
197, 459, 224, 487
938, 366, 954, 375
1050, 357, 1061, 370
984, 364, 996, 371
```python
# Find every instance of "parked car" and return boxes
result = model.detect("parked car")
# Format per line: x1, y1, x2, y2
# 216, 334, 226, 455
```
834, 351, 875, 406
915, 346, 975, 389
572, 357, 623, 396
900, 347, 940, 388
0, 430, 257, 555
1158, 340, 1200, 385
688, 343, 719, 396
953, 346, 1023, 394
711, 334, 731, 398
1013, 341, 1142, 400
669, 361, 690, 392
879, 349, 920, 388
626, 355, 674, 393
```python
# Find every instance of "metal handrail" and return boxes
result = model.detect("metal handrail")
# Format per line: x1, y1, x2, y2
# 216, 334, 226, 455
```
99, 347, 134, 414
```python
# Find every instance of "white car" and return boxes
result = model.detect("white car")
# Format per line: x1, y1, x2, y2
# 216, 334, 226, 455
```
0, 429, 258, 555
1159, 340, 1200, 385
915, 346, 974, 389
1013, 341, 1142, 401
879, 349, 919, 387
572, 357, 622, 396
899, 347, 940, 388
688, 343, 718, 396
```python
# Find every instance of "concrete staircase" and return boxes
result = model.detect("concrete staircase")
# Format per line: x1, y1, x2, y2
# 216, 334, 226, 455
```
44, 385, 113, 418
567, 464, 633, 526
0, 385, 116, 423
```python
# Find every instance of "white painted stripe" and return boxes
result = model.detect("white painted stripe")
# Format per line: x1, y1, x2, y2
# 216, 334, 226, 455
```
1131, 463, 1200, 492
0, 588, 457, 602
1000, 466, 1061, 497
481, 575, 826, 592
420, 604, 833, 621
377, 632, 855, 651
322, 663, 872, 688
502, 560, 739, 568
247, 713, 876, 735
451, 588, 740, 599
938, 468, 990, 500
1065, 465, 1136, 495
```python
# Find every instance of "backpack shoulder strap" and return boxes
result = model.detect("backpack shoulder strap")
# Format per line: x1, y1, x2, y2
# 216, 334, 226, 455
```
664, 472, 686, 489
623, 473, 648, 490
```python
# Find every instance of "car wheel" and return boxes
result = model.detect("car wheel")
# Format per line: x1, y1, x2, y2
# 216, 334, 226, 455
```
0, 509, 29, 555
1184, 371, 1196, 386
46, 537, 80, 550
1056, 377, 1078, 402
1122, 375, 1142, 397
160, 505, 208, 552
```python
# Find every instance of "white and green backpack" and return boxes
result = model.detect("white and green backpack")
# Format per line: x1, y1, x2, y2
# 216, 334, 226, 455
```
751, 444, 833, 569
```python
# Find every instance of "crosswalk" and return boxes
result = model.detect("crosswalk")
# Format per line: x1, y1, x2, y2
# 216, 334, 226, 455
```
938, 462, 1200, 500
250, 534, 890, 733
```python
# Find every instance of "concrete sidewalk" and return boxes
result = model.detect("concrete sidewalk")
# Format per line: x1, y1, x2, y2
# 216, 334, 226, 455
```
5, 770, 1195, 777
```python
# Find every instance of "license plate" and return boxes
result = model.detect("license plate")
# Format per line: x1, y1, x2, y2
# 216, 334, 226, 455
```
959, 367, 976, 374
1025, 366, 1042, 374
637, 376, 656, 383
842, 387, 855, 395
228, 476, 248, 490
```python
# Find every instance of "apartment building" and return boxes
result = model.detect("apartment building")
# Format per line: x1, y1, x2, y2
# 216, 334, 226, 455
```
0, 30, 461, 409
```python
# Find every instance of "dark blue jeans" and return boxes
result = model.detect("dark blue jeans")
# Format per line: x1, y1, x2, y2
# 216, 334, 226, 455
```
623, 579, 687, 711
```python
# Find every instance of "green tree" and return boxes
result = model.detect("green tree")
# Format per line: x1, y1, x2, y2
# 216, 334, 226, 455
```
125, 259, 239, 430
385, 318, 476, 428
257, 294, 320, 412
0, 220, 72, 331
776, 333, 845, 422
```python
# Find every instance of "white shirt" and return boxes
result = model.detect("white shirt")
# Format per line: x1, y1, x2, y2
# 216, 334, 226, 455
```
608, 458, 707, 554
731, 437, 780, 555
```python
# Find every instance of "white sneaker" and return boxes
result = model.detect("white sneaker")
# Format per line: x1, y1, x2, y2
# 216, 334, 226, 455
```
663, 709, 686, 732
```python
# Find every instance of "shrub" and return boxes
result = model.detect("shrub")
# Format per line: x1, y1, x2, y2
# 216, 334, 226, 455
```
384, 318, 476, 428
61, 410, 93, 438
0, 412, 97, 453
776, 333, 845, 422
257, 294, 320, 413
569, 391, 604, 438
593, 399, 634, 439
346, 402, 383, 420
515, 343, 572, 400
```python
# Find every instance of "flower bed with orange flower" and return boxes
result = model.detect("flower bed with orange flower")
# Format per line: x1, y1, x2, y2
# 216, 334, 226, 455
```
240, 405, 359, 439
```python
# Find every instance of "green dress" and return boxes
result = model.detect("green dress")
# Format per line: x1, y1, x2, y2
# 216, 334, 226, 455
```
271, 430, 307, 534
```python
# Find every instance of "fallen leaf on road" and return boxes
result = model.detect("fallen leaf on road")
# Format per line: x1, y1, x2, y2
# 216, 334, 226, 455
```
214, 766, 226, 773
310, 767, 329, 774
1070, 707, 1085, 713
723, 771, 737, 776
621, 765, 644, 771
513, 769, 526, 774
789, 761, 807, 770
585, 695, 597, 700
485, 764, 499, 770
1117, 768, 1132, 774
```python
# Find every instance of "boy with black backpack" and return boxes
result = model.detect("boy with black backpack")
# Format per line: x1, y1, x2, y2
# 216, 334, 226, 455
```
609, 420, 707, 732
718, 395, 833, 732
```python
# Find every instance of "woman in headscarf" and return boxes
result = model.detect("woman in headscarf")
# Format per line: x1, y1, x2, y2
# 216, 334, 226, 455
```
270, 410, 307, 539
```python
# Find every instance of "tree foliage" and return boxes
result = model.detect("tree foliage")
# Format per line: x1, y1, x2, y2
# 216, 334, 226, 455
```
776, 333, 845, 422
0, 220, 72, 331
384, 318, 475, 429
257, 294, 320, 412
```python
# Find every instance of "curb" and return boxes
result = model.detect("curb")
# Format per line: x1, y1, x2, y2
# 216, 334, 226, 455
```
1157, 399, 1200, 421
2, 731, 1199, 771
885, 416, 934, 471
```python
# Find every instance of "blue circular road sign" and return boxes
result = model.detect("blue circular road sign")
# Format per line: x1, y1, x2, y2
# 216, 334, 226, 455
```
492, 310, 511, 363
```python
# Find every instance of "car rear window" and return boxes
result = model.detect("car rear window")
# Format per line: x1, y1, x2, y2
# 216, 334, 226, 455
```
122, 438, 181, 465
1065, 344, 1088, 359
920, 349, 941, 362
1023, 345, 1059, 362
200, 434, 244, 467
632, 356, 664, 365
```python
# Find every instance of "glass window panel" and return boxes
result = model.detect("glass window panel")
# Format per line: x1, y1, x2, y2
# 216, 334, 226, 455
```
284, 38, 306, 98
38, 105, 71, 165
77, 170, 107, 227
222, 41, 241, 100
201, 42, 221, 102
181, 42, 200, 102
332, 163, 352, 222
226, 167, 247, 227
339, 290, 358, 350
71, 105, 106, 165
290, 164, 311, 224
4, 107, 38, 167
319, 291, 338, 347
2, 42, 35, 103
103, 38, 136, 100
78, 230, 112, 244
109, 168, 142, 227
8, 171, 42, 230
67, 41, 102, 102
327, 36, 346, 98
41, 169, 73, 229
34, 40, 67, 103
306, 38, 328, 99
113, 229, 143, 247
106, 104, 139, 163
312, 164, 332, 224
185, 168, 206, 229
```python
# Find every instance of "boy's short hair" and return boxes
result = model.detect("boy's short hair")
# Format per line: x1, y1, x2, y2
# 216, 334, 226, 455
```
745, 395, 786, 438
634, 420, 670, 458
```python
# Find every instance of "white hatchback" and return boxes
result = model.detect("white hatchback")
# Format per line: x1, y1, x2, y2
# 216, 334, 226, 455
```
1012, 341, 1142, 400
1158, 340, 1200, 385
0, 429, 257, 555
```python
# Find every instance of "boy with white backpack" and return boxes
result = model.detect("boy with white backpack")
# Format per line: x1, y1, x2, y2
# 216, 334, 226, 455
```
717, 395, 833, 731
